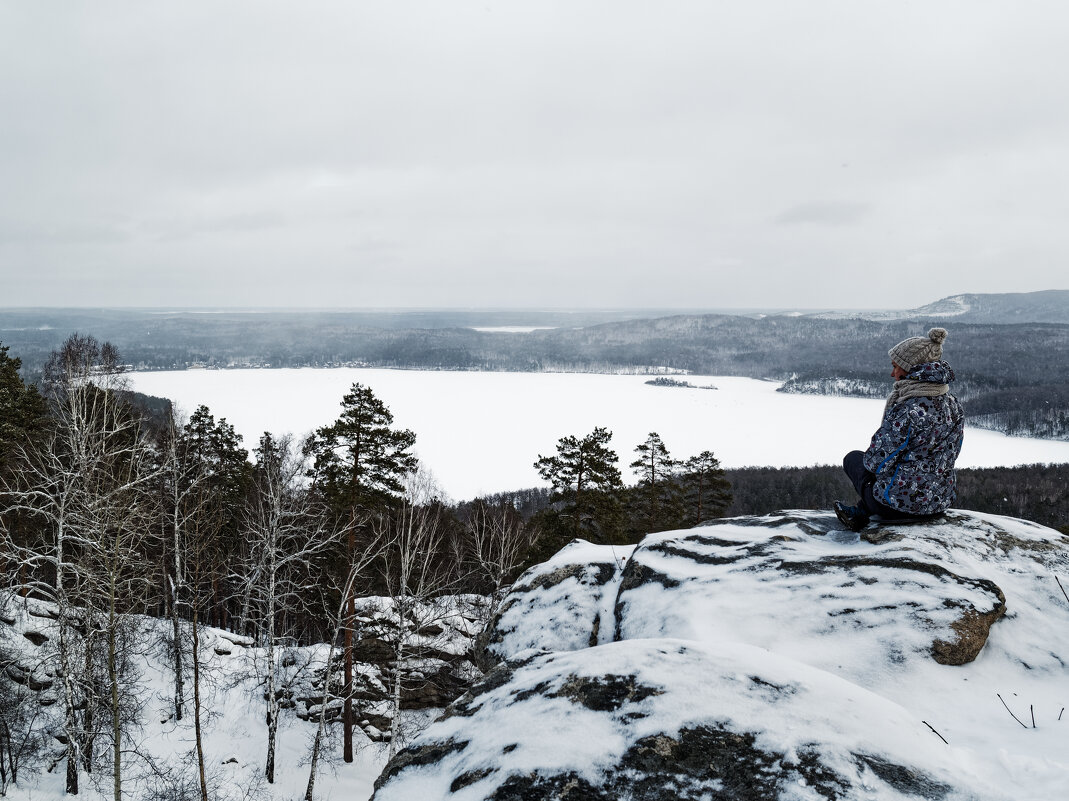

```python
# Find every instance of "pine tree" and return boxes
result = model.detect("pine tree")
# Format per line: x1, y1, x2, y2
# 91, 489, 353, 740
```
303, 382, 417, 764
158, 404, 249, 800
0, 343, 47, 474
0, 342, 48, 602
629, 432, 684, 534
534, 427, 623, 545
180, 405, 250, 629
681, 450, 732, 524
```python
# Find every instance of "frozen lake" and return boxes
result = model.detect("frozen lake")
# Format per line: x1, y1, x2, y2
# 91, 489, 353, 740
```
129, 369, 1069, 502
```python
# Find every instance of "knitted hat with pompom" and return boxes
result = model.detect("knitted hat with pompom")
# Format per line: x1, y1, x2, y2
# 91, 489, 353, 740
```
888, 328, 948, 372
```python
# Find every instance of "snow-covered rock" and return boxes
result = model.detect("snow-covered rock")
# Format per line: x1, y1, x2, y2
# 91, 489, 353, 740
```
487, 539, 634, 657
373, 510, 1069, 800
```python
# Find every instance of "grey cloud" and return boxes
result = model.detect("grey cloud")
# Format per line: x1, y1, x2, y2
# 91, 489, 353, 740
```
775, 202, 872, 227
0, 218, 130, 246
140, 211, 288, 242
2, 1, 1068, 309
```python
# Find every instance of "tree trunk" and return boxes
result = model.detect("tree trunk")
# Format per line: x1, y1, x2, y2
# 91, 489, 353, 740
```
81, 619, 94, 774
343, 513, 356, 763
108, 568, 121, 801
191, 609, 209, 801
60, 615, 80, 796
304, 645, 336, 801
343, 594, 354, 763
265, 559, 278, 783
170, 574, 184, 722
306, 567, 358, 801
56, 517, 79, 795
0, 716, 13, 789
170, 496, 185, 723
387, 618, 405, 760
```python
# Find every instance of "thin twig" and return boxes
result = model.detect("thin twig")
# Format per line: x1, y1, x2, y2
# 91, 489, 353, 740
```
1030, 705, 1036, 729
1056, 575, 1069, 606
1059, 708, 1064, 721
922, 721, 948, 744
997, 693, 1029, 729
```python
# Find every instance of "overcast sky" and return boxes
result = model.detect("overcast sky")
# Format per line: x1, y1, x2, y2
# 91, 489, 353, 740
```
2, 1, 1067, 310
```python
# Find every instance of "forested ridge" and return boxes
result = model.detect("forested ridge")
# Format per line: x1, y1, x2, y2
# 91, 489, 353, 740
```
2, 300, 1066, 438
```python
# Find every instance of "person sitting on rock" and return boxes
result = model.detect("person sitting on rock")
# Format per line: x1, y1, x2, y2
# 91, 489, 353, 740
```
835, 327, 965, 532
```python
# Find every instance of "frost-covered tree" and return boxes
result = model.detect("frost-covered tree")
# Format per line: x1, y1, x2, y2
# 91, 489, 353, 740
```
0, 334, 159, 799
372, 468, 463, 759
241, 432, 341, 785
0, 638, 50, 794
457, 498, 539, 669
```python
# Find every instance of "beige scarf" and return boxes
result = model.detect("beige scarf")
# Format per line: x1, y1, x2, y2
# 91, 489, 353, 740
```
885, 379, 948, 410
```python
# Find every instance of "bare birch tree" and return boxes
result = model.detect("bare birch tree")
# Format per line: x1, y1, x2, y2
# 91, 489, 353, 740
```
459, 499, 539, 668
0, 334, 159, 798
373, 469, 464, 759
240, 432, 341, 785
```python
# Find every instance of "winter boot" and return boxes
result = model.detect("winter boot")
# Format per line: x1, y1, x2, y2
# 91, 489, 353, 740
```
834, 501, 870, 532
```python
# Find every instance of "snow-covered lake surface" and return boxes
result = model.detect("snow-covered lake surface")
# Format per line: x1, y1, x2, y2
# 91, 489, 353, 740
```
128, 369, 1069, 501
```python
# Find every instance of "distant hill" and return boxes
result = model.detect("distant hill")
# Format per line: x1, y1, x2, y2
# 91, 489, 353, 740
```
811, 289, 1069, 324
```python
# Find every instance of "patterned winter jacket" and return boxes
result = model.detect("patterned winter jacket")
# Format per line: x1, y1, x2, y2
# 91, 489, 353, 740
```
863, 361, 965, 515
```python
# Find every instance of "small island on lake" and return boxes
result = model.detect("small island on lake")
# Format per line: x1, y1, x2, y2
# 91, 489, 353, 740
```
644, 377, 718, 390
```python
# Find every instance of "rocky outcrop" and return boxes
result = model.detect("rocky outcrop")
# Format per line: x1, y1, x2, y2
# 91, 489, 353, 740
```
374, 510, 1069, 800
373, 640, 975, 800
486, 540, 633, 657
612, 510, 1009, 674
289, 595, 487, 741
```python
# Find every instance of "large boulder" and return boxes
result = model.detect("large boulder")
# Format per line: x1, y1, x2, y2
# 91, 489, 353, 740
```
372, 639, 992, 800
374, 510, 1069, 799
614, 510, 1009, 675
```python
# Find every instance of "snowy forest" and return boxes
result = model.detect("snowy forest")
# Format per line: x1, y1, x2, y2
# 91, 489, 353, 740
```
0, 334, 739, 799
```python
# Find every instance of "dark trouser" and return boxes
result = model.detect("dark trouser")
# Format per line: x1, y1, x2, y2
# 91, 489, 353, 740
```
842, 451, 919, 520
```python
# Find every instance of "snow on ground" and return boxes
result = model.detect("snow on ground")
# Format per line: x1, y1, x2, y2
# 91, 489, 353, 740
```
127, 369, 1069, 501
0, 600, 434, 801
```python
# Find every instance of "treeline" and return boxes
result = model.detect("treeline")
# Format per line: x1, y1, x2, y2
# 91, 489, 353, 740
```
1, 332, 1066, 797
522, 428, 732, 564
720, 464, 1069, 534
476, 464, 1069, 537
